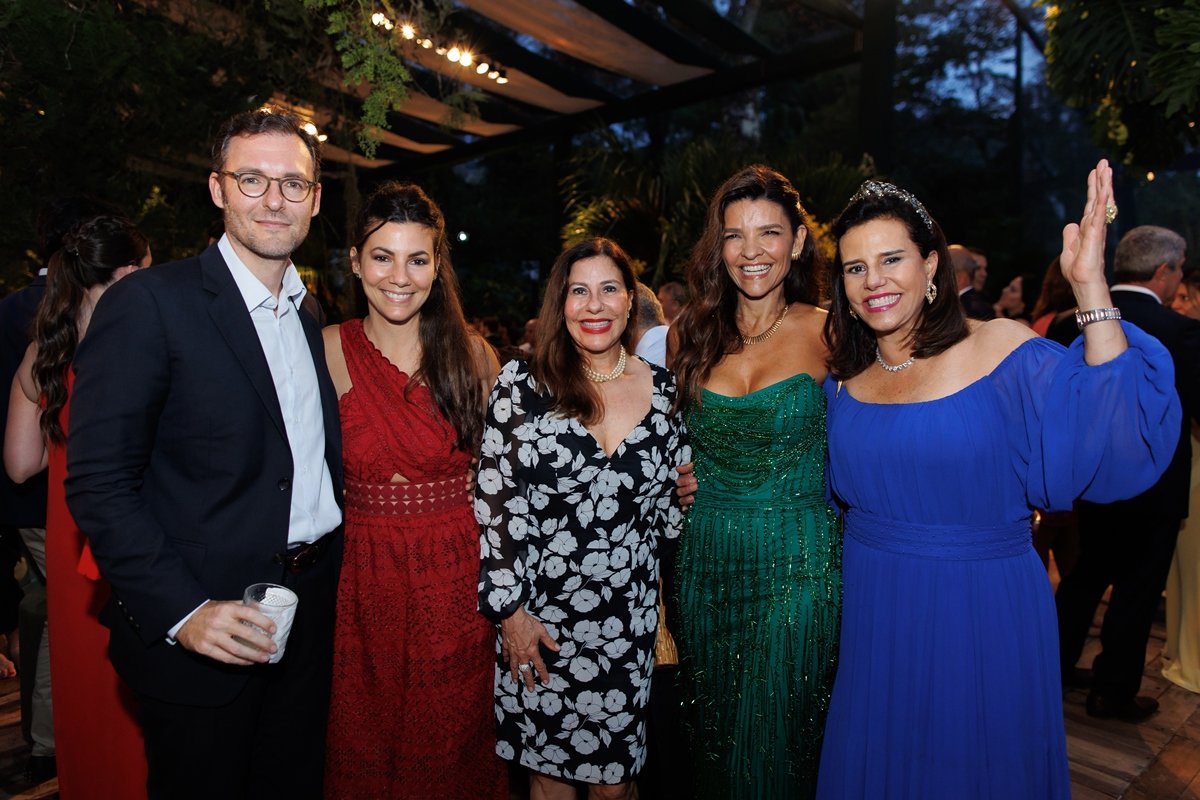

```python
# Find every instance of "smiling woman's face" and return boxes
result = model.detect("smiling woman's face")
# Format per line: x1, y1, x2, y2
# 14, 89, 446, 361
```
839, 216, 936, 340
562, 255, 631, 357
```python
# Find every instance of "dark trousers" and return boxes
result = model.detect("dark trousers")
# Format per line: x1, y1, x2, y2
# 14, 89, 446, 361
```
1055, 503, 1180, 699
136, 551, 337, 800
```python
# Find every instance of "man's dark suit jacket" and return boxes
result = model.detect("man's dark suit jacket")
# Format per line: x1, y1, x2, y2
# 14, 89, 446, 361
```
0, 275, 48, 528
65, 246, 343, 706
1047, 289, 1200, 520
959, 288, 996, 321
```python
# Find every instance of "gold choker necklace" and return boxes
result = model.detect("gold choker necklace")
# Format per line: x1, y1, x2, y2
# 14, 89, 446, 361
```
741, 303, 790, 345
583, 346, 627, 383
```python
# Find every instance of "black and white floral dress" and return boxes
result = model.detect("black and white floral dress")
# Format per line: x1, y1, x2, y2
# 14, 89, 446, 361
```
476, 358, 689, 785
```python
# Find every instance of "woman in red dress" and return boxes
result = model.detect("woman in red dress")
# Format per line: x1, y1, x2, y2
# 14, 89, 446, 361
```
4, 214, 150, 798
322, 182, 507, 798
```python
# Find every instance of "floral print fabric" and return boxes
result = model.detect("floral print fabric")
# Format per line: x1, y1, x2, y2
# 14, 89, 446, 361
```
476, 358, 689, 784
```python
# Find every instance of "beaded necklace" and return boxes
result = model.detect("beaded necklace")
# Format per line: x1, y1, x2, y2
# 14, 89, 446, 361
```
583, 346, 627, 383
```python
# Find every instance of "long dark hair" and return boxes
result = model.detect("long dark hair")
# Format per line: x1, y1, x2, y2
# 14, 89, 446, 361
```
670, 164, 822, 410
33, 215, 148, 445
824, 181, 968, 380
530, 237, 638, 425
351, 181, 485, 454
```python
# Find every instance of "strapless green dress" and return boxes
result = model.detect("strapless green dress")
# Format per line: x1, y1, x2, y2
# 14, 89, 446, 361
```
675, 374, 841, 799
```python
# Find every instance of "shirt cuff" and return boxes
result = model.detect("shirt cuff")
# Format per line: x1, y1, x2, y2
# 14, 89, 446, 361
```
166, 600, 209, 645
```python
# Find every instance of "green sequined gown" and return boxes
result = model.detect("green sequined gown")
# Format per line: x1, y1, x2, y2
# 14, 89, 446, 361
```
676, 373, 841, 799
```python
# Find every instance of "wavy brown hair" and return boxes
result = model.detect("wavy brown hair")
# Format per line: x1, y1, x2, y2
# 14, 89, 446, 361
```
671, 164, 822, 410
351, 181, 485, 454
33, 215, 148, 445
530, 238, 638, 425
824, 182, 968, 380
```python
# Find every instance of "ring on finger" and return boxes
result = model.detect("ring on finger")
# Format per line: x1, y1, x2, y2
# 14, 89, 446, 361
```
1105, 202, 1118, 225
518, 663, 531, 673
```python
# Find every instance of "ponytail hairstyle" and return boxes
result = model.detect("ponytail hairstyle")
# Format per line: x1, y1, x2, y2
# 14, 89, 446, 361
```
33, 215, 148, 445
351, 181, 486, 454
530, 237, 638, 425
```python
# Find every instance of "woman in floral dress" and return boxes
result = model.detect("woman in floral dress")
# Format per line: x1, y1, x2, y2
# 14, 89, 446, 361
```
477, 237, 689, 799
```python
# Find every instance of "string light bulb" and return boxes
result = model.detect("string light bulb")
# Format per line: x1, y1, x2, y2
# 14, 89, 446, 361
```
400, 23, 415, 39
476, 62, 490, 74
446, 46, 460, 62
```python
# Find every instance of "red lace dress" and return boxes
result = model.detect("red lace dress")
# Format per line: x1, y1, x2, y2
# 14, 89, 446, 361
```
324, 319, 506, 799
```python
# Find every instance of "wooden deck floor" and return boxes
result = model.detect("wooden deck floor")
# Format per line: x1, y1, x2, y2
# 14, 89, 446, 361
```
0, 614, 1195, 799
1065, 611, 1200, 800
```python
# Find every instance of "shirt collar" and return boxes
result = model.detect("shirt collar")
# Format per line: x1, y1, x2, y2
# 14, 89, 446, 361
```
1109, 284, 1162, 304
217, 235, 307, 312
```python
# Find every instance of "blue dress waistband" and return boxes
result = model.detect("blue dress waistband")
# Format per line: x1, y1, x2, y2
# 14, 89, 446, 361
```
845, 508, 1031, 560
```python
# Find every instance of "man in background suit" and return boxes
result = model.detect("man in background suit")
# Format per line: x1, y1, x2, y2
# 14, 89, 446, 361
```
950, 244, 995, 320
1054, 225, 1200, 722
65, 109, 343, 798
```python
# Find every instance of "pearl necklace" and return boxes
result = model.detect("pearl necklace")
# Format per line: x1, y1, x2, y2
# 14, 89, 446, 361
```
875, 346, 914, 373
741, 303, 790, 345
583, 346, 627, 383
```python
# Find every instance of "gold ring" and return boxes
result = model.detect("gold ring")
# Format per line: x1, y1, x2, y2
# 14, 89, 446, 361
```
1105, 202, 1118, 225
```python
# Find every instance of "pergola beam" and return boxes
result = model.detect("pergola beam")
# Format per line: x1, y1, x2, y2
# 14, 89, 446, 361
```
382, 30, 861, 174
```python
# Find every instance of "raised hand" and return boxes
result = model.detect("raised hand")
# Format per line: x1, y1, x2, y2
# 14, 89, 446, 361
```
1059, 159, 1114, 291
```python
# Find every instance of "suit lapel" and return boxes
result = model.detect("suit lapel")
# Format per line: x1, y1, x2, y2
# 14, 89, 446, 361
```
200, 247, 288, 441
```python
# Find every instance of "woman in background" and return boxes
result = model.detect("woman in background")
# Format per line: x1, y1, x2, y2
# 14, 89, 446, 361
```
668, 165, 839, 799
322, 182, 506, 798
5, 214, 150, 799
1162, 268, 1200, 692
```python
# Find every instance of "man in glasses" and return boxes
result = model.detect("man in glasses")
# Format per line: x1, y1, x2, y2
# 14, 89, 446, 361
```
65, 109, 343, 799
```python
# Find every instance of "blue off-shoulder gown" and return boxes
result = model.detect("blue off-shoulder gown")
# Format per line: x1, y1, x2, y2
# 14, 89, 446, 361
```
816, 324, 1181, 800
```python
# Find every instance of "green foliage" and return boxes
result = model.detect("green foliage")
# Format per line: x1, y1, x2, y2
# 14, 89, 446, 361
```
559, 129, 870, 289
303, 0, 455, 158
1040, 0, 1200, 167
0, 0, 335, 288
1150, 1, 1200, 117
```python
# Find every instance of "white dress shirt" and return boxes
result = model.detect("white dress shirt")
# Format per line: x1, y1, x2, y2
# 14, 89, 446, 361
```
168, 239, 341, 640
219, 235, 341, 545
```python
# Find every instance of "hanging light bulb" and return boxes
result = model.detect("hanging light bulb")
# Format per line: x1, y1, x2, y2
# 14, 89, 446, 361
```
487, 69, 499, 80
476, 62, 490, 74
459, 51, 473, 66
419, 38, 433, 49
400, 23, 415, 40
446, 46, 460, 62
495, 69, 508, 85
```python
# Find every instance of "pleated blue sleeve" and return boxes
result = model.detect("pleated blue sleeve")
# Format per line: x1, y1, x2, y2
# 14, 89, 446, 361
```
995, 321, 1181, 511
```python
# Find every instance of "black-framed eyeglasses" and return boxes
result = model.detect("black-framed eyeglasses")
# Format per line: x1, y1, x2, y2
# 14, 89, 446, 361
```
219, 171, 318, 203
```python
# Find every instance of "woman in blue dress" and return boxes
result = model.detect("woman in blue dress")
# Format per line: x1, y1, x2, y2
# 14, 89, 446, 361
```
816, 160, 1180, 799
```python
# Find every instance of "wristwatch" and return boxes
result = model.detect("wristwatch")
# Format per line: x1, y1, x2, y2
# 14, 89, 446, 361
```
1075, 307, 1122, 329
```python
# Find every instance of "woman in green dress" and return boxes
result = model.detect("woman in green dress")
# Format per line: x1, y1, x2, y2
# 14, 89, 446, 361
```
668, 164, 840, 799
